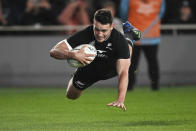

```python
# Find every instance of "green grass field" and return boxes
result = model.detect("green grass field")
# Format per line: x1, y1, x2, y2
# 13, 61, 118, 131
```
0, 86, 196, 131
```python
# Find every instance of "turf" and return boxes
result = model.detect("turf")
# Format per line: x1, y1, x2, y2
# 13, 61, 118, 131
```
0, 86, 196, 131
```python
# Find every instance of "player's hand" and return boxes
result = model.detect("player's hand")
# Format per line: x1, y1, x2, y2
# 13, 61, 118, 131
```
107, 101, 126, 111
74, 46, 95, 65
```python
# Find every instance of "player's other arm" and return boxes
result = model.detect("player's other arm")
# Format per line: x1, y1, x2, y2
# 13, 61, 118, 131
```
107, 58, 130, 110
116, 59, 130, 107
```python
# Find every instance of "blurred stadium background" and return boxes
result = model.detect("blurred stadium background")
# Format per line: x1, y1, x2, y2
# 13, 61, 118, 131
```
0, 0, 196, 130
0, 26, 196, 87
0, 0, 196, 87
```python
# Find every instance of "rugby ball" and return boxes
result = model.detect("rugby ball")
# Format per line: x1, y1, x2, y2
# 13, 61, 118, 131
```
67, 44, 97, 68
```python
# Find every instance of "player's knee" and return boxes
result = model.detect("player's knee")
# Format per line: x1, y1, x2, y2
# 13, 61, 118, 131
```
66, 83, 82, 100
66, 92, 79, 100
50, 49, 55, 57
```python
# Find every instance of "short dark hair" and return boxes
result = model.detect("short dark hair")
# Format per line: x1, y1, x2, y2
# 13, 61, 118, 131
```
94, 9, 113, 25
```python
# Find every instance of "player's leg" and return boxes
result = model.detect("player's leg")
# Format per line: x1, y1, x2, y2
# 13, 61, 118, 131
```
66, 78, 83, 100
143, 45, 160, 90
66, 69, 100, 100
123, 21, 141, 41
128, 45, 141, 90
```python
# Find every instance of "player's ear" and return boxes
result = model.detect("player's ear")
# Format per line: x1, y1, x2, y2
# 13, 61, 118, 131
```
111, 23, 114, 30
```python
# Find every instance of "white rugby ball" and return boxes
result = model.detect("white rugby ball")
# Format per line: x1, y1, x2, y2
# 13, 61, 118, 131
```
67, 44, 97, 68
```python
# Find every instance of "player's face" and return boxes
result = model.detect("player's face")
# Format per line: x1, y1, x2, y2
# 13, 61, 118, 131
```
93, 20, 113, 43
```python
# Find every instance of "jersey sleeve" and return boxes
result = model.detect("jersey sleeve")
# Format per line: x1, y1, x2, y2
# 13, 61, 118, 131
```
67, 26, 94, 48
115, 33, 130, 59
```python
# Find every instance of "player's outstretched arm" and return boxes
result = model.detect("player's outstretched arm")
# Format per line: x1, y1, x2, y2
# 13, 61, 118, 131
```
107, 58, 130, 111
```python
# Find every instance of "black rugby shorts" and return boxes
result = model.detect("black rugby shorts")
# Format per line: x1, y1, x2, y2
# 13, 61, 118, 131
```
72, 68, 117, 90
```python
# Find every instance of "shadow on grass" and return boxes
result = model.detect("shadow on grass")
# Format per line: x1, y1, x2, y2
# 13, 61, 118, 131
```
122, 120, 188, 126
0, 120, 192, 130
65, 120, 191, 127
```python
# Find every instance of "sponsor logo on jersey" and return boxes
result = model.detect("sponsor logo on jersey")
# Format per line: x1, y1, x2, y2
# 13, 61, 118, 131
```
75, 80, 85, 89
107, 43, 112, 47
106, 43, 112, 50
97, 50, 108, 58
97, 50, 107, 54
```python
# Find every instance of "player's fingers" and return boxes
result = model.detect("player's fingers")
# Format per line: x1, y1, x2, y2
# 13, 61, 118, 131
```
86, 53, 95, 57
112, 102, 118, 107
113, 104, 126, 111
107, 102, 126, 111
85, 57, 93, 62
83, 60, 90, 65
107, 103, 113, 106
120, 105, 126, 111
117, 103, 121, 107
107, 102, 116, 106
79, 60, 86, 66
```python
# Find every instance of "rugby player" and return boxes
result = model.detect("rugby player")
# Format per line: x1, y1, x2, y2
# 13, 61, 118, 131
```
50, 9, 140, 110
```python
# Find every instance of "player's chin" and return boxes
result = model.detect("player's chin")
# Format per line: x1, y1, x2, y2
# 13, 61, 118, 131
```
96, 37, 105, 42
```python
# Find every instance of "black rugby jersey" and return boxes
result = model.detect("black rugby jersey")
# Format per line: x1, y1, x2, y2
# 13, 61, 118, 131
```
67, 25, 130, 77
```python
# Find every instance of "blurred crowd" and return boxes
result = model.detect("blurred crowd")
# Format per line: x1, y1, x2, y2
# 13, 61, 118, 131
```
0, 0, 196, 27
